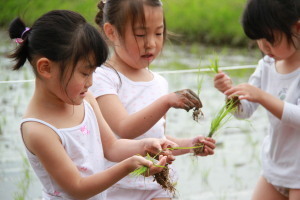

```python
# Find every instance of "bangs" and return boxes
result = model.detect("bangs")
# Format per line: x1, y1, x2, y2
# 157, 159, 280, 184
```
242, 3, 276, 43
242, 0, 296, 45
71, 23, 108, 68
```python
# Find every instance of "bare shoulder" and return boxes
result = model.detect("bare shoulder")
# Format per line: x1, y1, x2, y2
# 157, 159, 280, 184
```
21, 121, 61, 155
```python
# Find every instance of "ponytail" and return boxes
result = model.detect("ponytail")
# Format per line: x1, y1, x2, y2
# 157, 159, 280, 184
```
8, 18, 31, 71
95, 1, 105, 28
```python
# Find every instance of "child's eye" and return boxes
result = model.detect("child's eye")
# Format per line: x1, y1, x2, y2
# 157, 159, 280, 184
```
135, 34, 145, 37
82, 72, 89, 77
156, 33, 163, 36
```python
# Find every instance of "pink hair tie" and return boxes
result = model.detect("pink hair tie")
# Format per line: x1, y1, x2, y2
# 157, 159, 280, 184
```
15, 27, 30, 44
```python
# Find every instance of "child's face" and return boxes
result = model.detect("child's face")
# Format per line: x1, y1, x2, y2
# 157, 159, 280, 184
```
59, 58, 95, 105
114, 5, 164, 69
256, 31, 297, 61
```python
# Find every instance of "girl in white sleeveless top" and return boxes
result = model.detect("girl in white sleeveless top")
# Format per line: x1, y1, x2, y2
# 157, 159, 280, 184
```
8, 10, 176, 200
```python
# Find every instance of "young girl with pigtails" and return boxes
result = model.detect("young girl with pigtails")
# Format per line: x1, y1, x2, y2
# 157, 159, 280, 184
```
8, 9, 176, 200
90, 0, 216, 199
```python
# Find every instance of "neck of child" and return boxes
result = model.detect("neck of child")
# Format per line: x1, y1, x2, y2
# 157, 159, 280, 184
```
31, 80, 76, 112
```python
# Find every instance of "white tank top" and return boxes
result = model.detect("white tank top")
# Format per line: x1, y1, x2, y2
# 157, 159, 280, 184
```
20, 101, 106, 200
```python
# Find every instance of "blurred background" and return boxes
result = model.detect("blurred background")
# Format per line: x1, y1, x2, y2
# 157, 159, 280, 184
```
0, 0, 266, 200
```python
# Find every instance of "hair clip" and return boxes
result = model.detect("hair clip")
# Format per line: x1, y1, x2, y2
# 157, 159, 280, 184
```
102, 0, 107, 3
21, 27, 30, 38
15, 27, 30, 44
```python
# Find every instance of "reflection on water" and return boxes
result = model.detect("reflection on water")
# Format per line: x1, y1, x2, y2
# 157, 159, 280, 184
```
0, 34, 267, 200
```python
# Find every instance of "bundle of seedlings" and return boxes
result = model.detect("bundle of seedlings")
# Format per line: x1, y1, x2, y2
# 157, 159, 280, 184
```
193, 97, 238, 154
209, 54, 240, 108
130, 145, 204, 194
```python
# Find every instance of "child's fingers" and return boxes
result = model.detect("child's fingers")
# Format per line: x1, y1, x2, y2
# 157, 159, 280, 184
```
204, 139, 216, 148
157, 155, 167, 166
161, 139, 178, 149
148, 156, 167, 175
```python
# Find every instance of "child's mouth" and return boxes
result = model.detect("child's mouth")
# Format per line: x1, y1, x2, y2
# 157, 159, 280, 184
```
142, 54, 153, 58
141, 54, 154, 60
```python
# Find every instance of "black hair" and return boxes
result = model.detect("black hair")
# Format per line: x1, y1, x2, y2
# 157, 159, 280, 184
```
95, 0, 166, 44
8, 10, 109, 83
242, 0, 300, 45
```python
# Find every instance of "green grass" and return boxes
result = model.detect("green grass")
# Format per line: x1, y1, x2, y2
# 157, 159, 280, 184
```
0, 0, 249, 46
163, 0, 247, 45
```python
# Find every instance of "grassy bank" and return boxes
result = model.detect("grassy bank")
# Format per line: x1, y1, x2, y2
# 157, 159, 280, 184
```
0, 0, 249, 46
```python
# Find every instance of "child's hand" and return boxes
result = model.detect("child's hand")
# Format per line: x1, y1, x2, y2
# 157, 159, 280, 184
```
170, 89, 202, 112
192, 136, 216, 156
129, 154, 168, 177
141, 138, 177, 163
214, 71, 232, 93
224, 83, 262, 103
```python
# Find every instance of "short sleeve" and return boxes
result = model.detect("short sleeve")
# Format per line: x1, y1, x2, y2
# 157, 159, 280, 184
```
89, 66, 120, 98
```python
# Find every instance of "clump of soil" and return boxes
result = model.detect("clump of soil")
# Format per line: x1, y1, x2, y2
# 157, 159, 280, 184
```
227, 96, 240, 108
193, 142, 205, 155
153, 165, 176, 195
192, 107, 204, 122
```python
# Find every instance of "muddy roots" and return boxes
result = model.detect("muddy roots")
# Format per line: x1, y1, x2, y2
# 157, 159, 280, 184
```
192, 107, 204, 122
193, 142, 205, 155
153, 165, 176, 195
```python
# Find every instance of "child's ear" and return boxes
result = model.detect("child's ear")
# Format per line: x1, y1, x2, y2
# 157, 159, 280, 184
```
36, 57, 52, 79
103, 22, 118, 42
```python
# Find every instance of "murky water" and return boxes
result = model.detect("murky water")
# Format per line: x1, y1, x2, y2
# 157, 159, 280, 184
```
0, 32, 268, 200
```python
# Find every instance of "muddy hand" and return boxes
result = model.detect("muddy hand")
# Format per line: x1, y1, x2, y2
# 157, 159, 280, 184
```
174, 89, 202, 112
193, 136, 216, 156
143, 138, 176, 163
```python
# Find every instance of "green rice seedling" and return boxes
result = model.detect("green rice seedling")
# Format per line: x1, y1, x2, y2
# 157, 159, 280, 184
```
130, 145, 204, 194
196, 63, 204, 96
193, 98, 238, 154
130, 153, 165, 177
208, 53, 241, 109
130, 145, 204, 176
208, 97, 238, 138
209, 53, 220, 74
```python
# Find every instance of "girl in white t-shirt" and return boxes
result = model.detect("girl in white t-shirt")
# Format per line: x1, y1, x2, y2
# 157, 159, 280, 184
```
91, 0, 216, 199
214, 0, 300, 199
8, 10, 176, 200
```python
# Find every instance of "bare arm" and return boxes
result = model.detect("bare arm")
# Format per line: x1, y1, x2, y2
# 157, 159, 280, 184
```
87, 92, 177, 161
22, 122, 148, 199
96, 89, 201, 139
166, 135, 216, 156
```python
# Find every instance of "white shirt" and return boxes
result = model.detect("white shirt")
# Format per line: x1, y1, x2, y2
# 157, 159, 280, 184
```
90, 65, 174, 190
234, 56, 300, 188
21, 101, 106, 199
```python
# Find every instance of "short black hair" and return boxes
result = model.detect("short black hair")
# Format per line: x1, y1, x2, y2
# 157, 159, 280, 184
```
242, 0, 300, 44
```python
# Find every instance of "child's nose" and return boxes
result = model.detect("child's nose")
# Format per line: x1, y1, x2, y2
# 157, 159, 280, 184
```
146, 36, 156, 48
